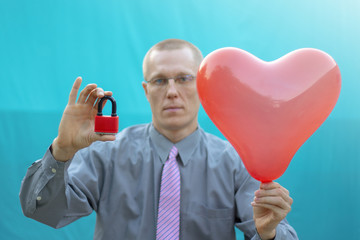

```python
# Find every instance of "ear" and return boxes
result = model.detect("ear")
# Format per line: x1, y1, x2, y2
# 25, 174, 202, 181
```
142, 82, 149, 101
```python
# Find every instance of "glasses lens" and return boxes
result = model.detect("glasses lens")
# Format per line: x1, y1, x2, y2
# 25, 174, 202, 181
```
175, 75, 193, 84
148, 75, 195, 87
151, 78, 167, 86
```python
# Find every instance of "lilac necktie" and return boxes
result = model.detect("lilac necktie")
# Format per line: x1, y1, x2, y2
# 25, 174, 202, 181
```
156, 146, 180, 240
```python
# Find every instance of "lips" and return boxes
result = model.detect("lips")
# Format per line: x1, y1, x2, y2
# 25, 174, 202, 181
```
163, 105, 182, 111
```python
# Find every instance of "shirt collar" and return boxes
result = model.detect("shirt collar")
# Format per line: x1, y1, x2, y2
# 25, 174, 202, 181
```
149, 123, 201, 166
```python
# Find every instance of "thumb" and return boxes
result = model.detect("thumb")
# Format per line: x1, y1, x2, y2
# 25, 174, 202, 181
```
91, 133, 117, 142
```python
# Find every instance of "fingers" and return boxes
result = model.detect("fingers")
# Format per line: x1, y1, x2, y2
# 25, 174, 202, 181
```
87, 88, 107, 107
256, 184, 291, 201
258, 182, 291, 202
252, 182, 293, 212
91, 133, 116, 142
252, 193, 292, 212
251, 202, 290, 220
78, 86, 112, 105
77, 84, 99, 103
68, 77, 82, 105
93, 90, 113, 110
259, 181, 281, 190
68, 77, 112, 107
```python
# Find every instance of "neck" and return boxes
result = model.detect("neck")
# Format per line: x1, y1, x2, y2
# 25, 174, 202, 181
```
153, 123, 198, 143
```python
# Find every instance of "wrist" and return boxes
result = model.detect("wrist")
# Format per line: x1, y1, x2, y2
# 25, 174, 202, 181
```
257, 229, 276, 240
51, 138, 77, 162
259, 230, 276, 240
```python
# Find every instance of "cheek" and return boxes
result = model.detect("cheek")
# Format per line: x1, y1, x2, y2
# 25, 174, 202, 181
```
188, 86, 200, 100
185, 89, 200, 109
148, 92, 162, 110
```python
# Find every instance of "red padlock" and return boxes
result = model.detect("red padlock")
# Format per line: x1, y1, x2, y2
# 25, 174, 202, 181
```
94, 96, 119, 135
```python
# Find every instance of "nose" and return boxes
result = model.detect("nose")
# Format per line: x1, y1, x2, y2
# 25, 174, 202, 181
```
166, 79, 179, 98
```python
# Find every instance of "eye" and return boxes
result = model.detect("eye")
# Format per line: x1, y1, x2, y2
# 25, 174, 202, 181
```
176, 75, 192, 83
152, 78, 166, 85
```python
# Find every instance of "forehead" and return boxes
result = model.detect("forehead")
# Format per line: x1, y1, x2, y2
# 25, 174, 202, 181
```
145, 48, 197, 79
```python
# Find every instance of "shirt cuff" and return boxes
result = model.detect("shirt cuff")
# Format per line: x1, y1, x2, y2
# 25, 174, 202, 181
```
47, 144, 73, 171
254, 228, 276, 240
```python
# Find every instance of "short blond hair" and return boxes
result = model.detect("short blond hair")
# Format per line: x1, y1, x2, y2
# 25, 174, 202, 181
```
142, 39, 203, 79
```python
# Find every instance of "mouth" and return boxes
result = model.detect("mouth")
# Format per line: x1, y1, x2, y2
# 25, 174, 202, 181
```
163, 106, 183, 112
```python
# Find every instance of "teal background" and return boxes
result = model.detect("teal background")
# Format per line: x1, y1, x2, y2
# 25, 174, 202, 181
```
1, 0, 359, 239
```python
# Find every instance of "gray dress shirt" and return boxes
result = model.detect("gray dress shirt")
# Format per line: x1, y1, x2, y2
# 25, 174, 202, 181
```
20, 123, 298, 240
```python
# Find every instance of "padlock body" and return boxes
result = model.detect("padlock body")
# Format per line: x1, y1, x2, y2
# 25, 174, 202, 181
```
94, 115, 119, 134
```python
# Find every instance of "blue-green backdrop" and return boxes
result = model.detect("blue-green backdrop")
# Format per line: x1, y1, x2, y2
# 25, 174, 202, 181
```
1, 0, 359, 239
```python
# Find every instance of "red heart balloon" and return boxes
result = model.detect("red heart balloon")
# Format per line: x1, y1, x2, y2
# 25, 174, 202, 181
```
197, 48, 341, 182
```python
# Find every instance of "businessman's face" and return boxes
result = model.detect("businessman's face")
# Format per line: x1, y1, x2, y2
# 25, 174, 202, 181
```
142, 47, 200, 139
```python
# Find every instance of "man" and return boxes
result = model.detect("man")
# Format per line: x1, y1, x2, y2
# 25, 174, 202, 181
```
20, 39, 298, 240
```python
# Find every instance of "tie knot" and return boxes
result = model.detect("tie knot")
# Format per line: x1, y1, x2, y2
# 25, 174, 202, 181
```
169, 146, 178, 159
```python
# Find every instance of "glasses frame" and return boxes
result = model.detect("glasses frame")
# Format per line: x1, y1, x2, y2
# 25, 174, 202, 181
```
145, 74, 196, 87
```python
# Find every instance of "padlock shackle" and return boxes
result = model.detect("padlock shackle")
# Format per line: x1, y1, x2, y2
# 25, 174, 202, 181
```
97, 96, 117, 117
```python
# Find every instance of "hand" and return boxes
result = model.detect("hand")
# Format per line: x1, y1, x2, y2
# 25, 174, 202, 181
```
52, 77, 116, 161
251, 182, 293, 240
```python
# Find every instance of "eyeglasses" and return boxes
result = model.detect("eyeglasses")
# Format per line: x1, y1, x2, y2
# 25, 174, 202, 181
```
145, 75, 196, 87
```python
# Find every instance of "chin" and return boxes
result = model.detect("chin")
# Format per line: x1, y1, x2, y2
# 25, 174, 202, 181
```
154, 113, 198, 132
165, 118, 197, 131
156, 118, 184, 130
164, 122, 185, 131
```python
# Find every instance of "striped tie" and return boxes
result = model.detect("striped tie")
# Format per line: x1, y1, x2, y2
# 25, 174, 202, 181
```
156, 146, 180, 240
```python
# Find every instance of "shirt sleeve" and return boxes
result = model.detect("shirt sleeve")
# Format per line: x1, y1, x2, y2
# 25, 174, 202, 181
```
19, 146, 96, 228
231, 148, 298, 240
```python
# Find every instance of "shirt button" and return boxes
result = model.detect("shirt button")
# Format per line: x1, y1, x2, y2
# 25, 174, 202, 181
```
52, 168, 57, 173
36, 196, 42, 201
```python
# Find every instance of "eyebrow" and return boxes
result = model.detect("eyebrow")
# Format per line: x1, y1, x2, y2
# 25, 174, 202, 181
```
151, 72, 191, 79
